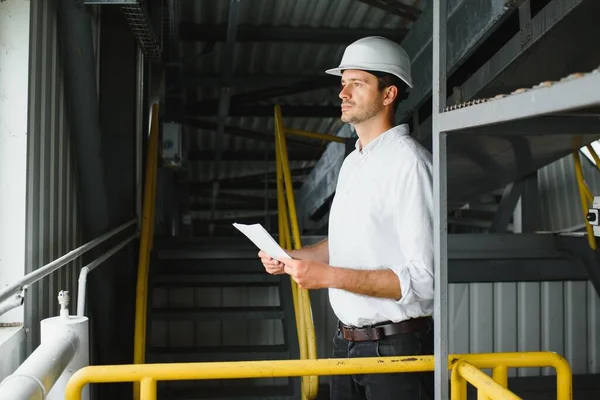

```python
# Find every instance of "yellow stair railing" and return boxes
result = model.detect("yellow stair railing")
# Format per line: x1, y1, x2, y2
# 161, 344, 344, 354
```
65, 351, 572, 400
132, 103, 160, 399
573, 143, 600, 250
273, 104, 347, 399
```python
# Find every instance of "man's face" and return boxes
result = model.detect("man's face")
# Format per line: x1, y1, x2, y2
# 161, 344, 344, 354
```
339, 70, 385, 125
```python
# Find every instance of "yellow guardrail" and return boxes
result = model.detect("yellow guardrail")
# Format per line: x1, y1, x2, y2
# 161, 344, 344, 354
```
274, 105, 318, 399
65, 351, 572, 400
573, 146, 598, 250
451, 360, 520, 400
132, 103, 160, 399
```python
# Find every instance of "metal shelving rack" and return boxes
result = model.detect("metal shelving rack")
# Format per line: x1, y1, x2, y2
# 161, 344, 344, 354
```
431, 0, 600, 398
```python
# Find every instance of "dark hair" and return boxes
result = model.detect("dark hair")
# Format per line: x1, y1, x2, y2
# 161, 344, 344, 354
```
372, 72, 409, 113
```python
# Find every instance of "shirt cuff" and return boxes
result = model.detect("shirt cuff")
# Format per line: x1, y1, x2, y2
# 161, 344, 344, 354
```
391, 261, 434, 305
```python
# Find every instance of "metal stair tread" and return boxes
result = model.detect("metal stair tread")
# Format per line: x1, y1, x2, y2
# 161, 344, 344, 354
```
153, 272, 280, 287
148, 344, 290, 362
151, 306, 285, 320
157, 259, 265, 274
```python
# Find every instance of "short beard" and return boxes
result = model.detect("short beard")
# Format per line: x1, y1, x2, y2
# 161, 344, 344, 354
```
341, 101, 385, 125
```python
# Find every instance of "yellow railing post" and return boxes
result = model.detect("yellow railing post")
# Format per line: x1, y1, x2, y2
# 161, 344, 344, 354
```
140, 377, 157, 400
585, 144, 600, 168
492, 365, 509, 387
454, 360, 521, 400
451, 361, 467, 400
274, 105, 319, 399
573, 151, 597, 250
132, 103, 160, 399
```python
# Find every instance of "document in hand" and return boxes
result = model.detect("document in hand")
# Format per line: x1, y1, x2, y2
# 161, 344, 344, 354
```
232, 222, 292, 261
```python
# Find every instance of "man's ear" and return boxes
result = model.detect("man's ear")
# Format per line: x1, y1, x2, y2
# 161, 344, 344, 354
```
383, 85, 398, 107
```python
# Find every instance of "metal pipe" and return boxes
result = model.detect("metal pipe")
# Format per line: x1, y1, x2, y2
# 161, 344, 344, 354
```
275, 105, 318, 399
0, 292, 25, 317
432, 0, 449, 399
454, 361, 521, 400
450, 362, 467, 400
0, 219, 136, 307
136, 46, 144, 229
573, 151, 596, 249
76, 232, 137, 316
0, 328, 78, 399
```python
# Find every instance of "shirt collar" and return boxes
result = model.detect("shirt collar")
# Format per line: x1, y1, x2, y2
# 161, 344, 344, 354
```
355, 124, 410, 156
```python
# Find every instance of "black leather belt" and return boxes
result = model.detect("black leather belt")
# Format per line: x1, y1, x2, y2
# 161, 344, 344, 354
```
338, 317, 432, 342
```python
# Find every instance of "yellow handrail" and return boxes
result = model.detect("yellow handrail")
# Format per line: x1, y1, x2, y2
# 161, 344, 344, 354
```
285, 128, 346, 143
451, 360, 521, 400
573, 150, 596, 250
132, 103, 160, 399
274, 105, 318, 399
65, 351, 572, 400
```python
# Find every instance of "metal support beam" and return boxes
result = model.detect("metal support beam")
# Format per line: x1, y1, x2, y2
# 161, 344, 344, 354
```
211, 0, 242, 235
489, 181, 525, 232
179, 23, 407, 43
188, 150, 321, 162
357, 0, 421, 21
182, 119, 326, 150
176, 74, 336, 89
186, 104, 341, 118
191, 77, 338, 105
432, 1, 449, 399
520, 172, 539, 233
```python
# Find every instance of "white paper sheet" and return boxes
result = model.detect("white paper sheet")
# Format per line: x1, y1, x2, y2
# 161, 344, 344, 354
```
232, 223, 291, 261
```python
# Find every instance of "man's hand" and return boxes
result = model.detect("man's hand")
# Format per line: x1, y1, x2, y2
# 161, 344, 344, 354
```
258, 250, 286, 275
282, 259, 333, 289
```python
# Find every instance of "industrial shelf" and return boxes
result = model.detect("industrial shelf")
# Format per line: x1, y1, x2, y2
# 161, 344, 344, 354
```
438, 68, 600, 133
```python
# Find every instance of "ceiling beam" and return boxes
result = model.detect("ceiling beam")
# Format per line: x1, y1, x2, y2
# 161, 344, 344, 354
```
179, 74, 335, 88
179, 23, 408, 43
357, 0, 421, 21
182, 119, 322, 150
186, 104, 341, 118
188, 149, 322, 162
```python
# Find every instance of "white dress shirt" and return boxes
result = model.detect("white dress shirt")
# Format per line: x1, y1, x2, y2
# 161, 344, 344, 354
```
328, 123, 434, 327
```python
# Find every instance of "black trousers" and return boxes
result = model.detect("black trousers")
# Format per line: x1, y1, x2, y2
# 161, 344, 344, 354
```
330, 318, 434, 400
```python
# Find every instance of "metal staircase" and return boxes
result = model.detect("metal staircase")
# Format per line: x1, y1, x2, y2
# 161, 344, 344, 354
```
147, 236, 301, 400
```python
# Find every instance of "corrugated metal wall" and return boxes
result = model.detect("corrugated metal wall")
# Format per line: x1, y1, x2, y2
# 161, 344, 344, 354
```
23, 0, 101, 354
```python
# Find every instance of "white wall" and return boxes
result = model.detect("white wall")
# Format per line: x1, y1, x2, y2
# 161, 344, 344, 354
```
0, 0, 30, 325
0, 0, 31, 381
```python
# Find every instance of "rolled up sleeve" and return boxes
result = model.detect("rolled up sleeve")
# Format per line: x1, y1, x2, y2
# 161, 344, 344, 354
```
390, 159, 434, 305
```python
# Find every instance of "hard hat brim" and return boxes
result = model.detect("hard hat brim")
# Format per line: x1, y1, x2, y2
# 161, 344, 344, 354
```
325, 64, 413, 88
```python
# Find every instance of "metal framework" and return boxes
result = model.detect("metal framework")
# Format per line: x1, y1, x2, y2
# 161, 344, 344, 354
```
432, 0, 600, 398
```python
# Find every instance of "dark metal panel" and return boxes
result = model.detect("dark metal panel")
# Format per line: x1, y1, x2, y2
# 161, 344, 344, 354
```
178, 23, 408, 43
180, 74, 336, 89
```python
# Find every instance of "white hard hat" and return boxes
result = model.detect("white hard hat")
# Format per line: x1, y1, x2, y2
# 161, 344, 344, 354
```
325, 36, 413, 88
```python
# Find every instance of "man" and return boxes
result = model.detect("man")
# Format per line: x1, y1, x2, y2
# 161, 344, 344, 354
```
259, 36, 434, 399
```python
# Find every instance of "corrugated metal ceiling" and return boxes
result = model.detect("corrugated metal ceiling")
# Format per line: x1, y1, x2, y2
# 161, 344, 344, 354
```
176, 0, 423, 186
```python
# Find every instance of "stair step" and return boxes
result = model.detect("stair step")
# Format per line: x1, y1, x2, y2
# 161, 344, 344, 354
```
152, 306, 285, 321
158, 259, 265, 274
158, 384, 294, 400
159, 248, 260, 260
148, 345, 289, 362
153, 273, 281, 288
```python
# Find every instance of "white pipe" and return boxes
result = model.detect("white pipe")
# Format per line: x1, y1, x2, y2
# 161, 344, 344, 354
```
77, 267, 90, 317
0, 327, 78, 399
0, 219, 136, 307
0, 292, 24, 316
76, 233, 138, 316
